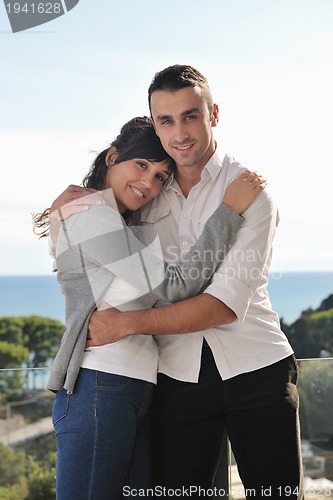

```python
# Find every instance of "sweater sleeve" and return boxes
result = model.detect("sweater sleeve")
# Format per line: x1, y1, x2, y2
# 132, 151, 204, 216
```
152, 203, 243, 302
56, 202, 243, 303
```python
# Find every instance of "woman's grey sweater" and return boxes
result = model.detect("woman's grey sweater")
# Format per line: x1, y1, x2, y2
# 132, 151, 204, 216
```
48, 202, 243, 393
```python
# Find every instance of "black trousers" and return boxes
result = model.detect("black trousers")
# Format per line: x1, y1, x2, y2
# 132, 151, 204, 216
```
152, 342, 304, 499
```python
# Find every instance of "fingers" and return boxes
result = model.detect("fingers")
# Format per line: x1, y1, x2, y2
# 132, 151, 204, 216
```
50, 187, 105, 220
50, 185, 99, 212
51, 205, 90, 221
242, 170, 267, 190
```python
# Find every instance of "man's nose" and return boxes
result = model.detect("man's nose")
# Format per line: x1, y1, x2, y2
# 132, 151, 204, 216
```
172, 122, 189, 143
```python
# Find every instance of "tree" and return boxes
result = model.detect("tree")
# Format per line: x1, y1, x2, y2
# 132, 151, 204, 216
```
0, 443, 25, 487
0, 444, 56, 500
284, 293, 333, 358
286, 318, 320, 359
0, 316, 64, 369
318, 294, 333, 312
0, 342, 29, 369
25, 453, 56, 500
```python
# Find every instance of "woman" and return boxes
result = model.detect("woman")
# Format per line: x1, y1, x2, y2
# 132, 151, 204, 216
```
34, 116, 265, 499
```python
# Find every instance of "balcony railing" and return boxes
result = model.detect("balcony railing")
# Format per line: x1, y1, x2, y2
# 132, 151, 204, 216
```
1, 359, 333, 499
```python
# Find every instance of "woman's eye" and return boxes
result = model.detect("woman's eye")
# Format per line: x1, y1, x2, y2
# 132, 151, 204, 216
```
137, 161, 147, 169
156, 174, 165, 182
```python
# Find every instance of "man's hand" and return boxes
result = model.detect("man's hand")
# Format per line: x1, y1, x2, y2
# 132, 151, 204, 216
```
86, 307, 127, 347
86, 294, 236, 345
51, 185, 104, 220
49, 185, 105, 247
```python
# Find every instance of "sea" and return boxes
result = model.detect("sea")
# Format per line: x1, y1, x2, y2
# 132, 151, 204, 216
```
0, 272, 333, 326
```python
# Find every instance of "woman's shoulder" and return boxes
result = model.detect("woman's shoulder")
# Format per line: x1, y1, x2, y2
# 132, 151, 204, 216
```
60, 204, 124, 247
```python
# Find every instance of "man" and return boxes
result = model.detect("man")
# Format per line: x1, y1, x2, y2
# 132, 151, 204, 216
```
55, 65, 304, 499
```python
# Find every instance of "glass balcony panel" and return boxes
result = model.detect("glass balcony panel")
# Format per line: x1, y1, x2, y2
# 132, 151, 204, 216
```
228, 358, 333, 499
1, 359, 333, 499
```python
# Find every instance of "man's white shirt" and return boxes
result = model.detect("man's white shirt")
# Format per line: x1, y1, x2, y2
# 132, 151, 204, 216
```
139, 149, 293, 382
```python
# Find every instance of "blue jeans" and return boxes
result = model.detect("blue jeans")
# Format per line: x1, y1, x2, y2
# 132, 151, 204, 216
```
52, 368, 154, 500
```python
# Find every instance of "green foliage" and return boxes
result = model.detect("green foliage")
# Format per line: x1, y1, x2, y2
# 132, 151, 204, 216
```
0, 444, 56, 500
284, 293, 333, 359
0, 481, 28, 500
309, 308, 333, 322
0, 443, 25, 486
0, 316, 64, 370
25, 453, 56, 500
21, 316, 64, 368
0, 341, 29, 368
0, 318, 26, 345
318, 294, 333, 312
287, 318, 320, 358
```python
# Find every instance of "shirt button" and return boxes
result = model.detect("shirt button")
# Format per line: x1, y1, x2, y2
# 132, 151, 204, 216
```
182, 241, 188, 246
183, 213, 189, 218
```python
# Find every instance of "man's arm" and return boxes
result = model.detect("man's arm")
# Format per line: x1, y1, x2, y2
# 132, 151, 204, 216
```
87, 187, 277, 347
87, 294, 236, 346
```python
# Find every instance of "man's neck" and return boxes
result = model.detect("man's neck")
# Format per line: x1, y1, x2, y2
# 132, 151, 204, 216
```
175, 166, 203, 198
174, 145, 216, 198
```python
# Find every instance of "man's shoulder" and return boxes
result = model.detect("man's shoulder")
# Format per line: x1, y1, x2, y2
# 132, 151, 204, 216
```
222, 153, 244, 171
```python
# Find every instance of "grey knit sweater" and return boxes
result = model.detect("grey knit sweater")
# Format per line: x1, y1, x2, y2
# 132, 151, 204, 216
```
47, 202, 243, 393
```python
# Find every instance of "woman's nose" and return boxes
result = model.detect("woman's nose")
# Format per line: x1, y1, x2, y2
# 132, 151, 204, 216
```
140, 172, 153, 188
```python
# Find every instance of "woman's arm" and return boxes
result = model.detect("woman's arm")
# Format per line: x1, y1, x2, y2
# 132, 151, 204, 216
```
153, 169, 266, 302
57, 171, 265, 306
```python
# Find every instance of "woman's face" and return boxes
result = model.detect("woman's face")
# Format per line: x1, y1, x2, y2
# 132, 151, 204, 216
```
105, 157, 171, 213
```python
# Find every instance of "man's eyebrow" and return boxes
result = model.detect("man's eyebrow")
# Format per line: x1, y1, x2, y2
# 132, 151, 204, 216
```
181, 107, 201, 116
156, 108, 202, 122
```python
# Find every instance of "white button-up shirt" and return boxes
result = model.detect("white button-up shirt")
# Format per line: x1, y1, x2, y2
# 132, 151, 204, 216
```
139, 149, 293, 382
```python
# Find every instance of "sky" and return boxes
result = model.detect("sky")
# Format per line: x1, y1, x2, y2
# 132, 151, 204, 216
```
0, 0, 332, 275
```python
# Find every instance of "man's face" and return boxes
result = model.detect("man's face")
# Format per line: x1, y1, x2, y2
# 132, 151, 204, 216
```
150, 86, 218, 171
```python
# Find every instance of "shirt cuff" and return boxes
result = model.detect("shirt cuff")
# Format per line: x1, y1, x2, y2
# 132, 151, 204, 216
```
203, 276, 254, 322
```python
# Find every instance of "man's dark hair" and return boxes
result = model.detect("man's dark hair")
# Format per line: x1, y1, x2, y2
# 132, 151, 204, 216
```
148, 65, 214, 115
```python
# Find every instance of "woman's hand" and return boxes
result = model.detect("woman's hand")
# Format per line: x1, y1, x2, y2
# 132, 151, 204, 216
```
222, 170, 267, 214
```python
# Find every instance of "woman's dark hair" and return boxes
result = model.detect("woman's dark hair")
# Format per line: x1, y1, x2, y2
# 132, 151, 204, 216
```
33, 116, 174, 238
83, 116, 174, 190
148, 65, 214, 115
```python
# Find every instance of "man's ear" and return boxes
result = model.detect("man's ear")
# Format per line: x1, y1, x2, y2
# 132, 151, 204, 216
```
211, 104, 219, 127
105, 146, 118, 167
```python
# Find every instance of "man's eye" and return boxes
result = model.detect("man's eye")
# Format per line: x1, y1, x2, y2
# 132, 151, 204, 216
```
161, 119, 172, 125
185, 115, 196, 121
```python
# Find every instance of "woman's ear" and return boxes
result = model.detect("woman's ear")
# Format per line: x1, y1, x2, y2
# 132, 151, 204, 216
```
105, 146, 118, 167
211, 104, 219, 127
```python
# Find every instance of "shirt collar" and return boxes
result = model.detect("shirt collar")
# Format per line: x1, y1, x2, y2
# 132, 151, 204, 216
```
164, 145, 226, 191
202, 147, 226, 182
